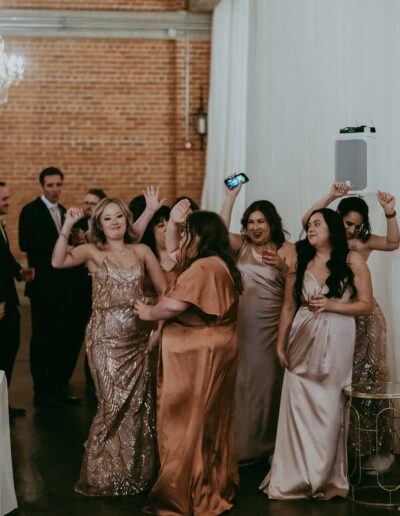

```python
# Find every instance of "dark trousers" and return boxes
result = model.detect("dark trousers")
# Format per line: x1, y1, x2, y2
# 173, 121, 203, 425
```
0, 304, 20, 387
29, 295, 85, 397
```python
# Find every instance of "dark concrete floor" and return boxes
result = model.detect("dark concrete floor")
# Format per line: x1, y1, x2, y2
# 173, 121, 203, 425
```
7, 297, 397, 515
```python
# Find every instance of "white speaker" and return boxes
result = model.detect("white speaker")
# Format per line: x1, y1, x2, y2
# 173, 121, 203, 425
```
335, 133, 377, 194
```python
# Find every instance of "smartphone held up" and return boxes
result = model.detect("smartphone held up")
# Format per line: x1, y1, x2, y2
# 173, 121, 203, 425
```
224, 173, 249, 190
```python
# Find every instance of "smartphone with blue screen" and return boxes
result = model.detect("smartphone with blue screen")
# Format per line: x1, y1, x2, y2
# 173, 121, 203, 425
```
224, 173, 249, 190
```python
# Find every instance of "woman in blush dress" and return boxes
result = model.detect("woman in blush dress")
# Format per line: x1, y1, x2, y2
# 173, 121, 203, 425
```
302, 183, 399, 472
52, 198, 166, 496
260, 208, 373, 500
220, 176, 296, 464
134, 207, 243, 516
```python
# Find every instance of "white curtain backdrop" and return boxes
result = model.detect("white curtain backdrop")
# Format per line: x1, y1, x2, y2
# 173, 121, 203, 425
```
202, 0, 400, 382
201, 0, 249, 231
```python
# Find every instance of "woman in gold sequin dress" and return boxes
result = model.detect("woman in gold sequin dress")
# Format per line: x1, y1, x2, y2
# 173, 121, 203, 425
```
302, 184, 399, 471
52, 198, 166, 496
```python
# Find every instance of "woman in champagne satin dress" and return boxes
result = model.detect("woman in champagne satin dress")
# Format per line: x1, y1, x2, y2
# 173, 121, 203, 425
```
52, 198, 167, 496
221, 179, 296, 463
302, 185, 399, 467
261, 209, 373, 500
135, 208, 243, 515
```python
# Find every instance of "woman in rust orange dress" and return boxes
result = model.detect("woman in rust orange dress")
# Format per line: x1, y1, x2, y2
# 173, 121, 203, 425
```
134, 207, 243, 516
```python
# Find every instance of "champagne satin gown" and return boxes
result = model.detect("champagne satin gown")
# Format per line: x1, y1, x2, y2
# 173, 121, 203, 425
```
260, 270, 355, 499
145, 256, 239, 515
75, 256, 156, 496
235, 243, 284, 462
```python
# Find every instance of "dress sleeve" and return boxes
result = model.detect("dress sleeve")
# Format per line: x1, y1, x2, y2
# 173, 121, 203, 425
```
167, 257, 236, 317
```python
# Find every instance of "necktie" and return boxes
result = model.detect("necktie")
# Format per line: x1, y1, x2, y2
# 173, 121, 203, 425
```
50, 205, 62, 233
0, 221, 7, 244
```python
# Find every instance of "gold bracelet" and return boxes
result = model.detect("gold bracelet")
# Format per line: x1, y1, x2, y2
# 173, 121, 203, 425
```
385, 210, 397, 219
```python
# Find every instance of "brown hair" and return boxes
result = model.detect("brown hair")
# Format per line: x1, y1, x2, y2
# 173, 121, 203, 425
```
89, 198, 137, 249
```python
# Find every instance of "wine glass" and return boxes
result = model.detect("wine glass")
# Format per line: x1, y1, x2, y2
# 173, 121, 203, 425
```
262, 241, 277, 260
308, 286, 323, 310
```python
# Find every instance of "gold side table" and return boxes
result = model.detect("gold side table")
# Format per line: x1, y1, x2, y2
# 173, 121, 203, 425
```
343, 382, 400, 509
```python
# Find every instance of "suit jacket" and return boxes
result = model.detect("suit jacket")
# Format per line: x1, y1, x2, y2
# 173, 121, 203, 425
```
0, 225, 21, 306
18, 197, 67, 299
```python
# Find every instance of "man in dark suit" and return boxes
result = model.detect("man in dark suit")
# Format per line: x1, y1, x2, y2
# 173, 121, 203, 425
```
0, 181, 26, 419
18, 167, 80, 406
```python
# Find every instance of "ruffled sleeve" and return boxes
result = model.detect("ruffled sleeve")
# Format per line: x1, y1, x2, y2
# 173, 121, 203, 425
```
167, 257, 237, 317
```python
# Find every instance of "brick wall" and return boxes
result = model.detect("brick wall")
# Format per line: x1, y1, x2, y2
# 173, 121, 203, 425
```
1, 34, 210, 261
1, 1, 185, 11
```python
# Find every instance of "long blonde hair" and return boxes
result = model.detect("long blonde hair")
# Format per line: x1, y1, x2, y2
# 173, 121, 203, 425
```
89, 198, 137, 249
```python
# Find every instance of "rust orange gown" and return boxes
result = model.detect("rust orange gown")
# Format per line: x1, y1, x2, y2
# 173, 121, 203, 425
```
145, 256, 239, 515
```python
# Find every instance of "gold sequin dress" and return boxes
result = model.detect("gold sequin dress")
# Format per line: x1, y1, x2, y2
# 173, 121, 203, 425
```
75, 256, 156, 497
350, 298, 390, 455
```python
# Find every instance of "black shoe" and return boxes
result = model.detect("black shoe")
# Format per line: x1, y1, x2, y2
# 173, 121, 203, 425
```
53, 394, 82, 406
9, 406, 26, 418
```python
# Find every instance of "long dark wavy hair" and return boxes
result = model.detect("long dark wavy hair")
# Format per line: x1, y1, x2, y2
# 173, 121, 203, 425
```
178, 210, 243, 295
241, 200, 289, 249
141, 205, 170, 258
293, 208, 356, 307
336, 196, 371, 243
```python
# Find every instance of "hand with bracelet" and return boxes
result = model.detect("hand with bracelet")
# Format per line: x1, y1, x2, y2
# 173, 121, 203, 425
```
377, 190, 396, 219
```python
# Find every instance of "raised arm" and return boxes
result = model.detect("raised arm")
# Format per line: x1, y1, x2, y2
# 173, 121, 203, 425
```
367, 191, 399, 251
165, 199, 191, 261
52, 207, 92, 268
220, 175, 244, 252
301, 182, 352, 228
133, 185, 166, 242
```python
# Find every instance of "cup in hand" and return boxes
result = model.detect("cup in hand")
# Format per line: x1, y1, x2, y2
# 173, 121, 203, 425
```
21, 267, 35, 282
307, 288, 322, 311
262, 242, 277, 261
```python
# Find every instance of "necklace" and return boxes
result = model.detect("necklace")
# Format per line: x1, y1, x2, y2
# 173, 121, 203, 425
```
109, 245, 127, 255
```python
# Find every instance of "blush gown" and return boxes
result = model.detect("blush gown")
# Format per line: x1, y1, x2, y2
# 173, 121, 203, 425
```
260, 270, 355, 499
234, 243, 284, 462
75, 256, 156, 496
145, 256, 239, 515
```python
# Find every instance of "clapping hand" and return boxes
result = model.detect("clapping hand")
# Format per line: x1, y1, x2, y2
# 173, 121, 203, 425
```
143, 185, 166, 213
377, 191, 396, 216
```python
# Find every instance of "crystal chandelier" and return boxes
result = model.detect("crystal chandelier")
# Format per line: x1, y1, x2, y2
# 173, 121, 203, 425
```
0, 35, 24, 104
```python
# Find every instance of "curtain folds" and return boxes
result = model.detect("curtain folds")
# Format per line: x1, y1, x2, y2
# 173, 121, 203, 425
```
203, 0, 400, 386
201, 0, 249, 232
